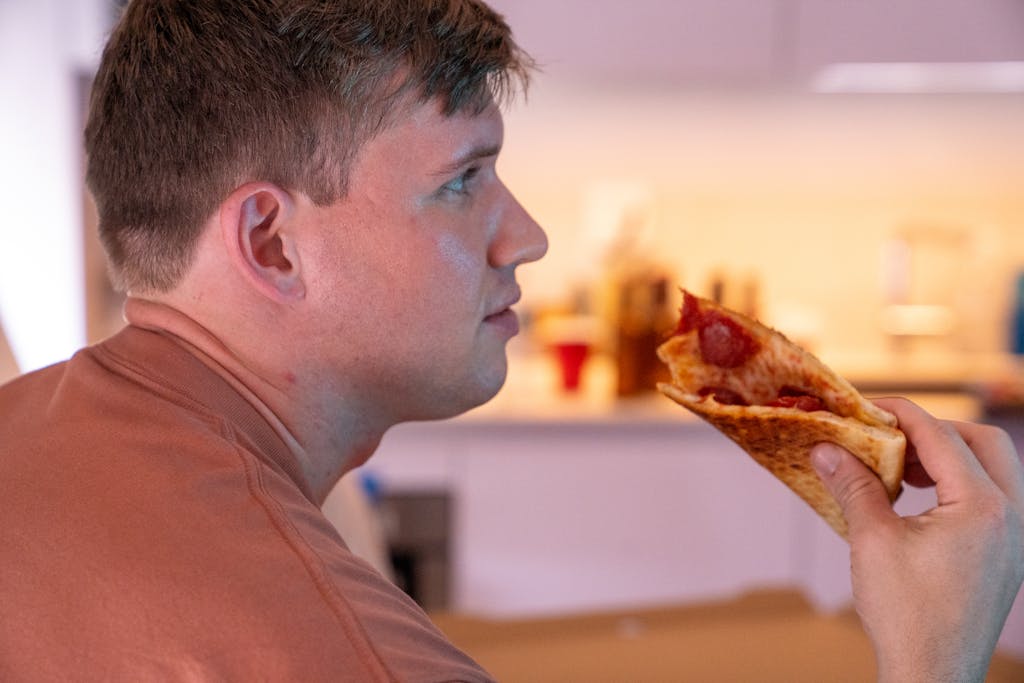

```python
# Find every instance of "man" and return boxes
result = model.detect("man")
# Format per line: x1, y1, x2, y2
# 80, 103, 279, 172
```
0, 1, 1020, 681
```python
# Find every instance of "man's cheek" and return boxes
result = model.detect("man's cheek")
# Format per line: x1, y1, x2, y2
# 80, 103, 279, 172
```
434, 232, 483, 290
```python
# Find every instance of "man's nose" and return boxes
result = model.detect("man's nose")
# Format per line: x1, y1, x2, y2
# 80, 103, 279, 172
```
488, 189, 548, 269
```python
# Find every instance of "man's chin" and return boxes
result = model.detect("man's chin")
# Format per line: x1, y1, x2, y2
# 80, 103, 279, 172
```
425, 360, 508, 421
472, 370, 507, 410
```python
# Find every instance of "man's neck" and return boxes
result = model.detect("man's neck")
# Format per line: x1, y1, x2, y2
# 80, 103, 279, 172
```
122, 296, 385, 503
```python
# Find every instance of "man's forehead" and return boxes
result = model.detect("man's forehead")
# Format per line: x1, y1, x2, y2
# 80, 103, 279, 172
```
331, 97, 504, 201
410, 97, 501, 138
371, 97, 504, 167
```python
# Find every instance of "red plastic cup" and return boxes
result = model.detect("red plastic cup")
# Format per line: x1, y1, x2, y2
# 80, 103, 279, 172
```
552, 342, 590, 392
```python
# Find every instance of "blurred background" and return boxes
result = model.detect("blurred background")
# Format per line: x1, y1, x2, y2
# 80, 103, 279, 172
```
2, 1, 1024, 679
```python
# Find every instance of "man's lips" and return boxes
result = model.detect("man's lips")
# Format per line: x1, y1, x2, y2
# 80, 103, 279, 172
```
485, 288, 521, 319
483, 308, 519, 336
483, 288, 522, 335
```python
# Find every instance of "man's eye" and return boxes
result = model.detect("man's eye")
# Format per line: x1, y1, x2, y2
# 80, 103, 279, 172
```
442, 167, 480, 196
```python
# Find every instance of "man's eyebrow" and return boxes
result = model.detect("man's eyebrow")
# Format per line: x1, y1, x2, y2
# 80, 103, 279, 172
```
431, 143, 502, 177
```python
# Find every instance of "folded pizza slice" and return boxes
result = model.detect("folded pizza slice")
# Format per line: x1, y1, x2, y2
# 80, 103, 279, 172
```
656, 290, 906, 538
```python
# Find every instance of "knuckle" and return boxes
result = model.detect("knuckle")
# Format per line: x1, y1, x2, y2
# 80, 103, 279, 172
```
990, 426, 1016, 454
889, 396, 914, 409
934, 420, 962, 444
976, 423, 1013, 449
835, 472, 878, 509
975, 495, 1019, 539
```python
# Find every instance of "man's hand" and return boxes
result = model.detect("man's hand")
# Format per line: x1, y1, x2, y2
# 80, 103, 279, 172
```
810, 397, 1024, 683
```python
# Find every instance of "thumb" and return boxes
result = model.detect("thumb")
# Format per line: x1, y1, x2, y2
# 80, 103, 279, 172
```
811, 442, 898, 537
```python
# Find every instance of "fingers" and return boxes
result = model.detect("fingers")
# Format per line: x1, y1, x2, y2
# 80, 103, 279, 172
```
873, 397, 1024, 510
811, 442, 898, 539
871, 397, 992, 504
953, 420, 1024, 509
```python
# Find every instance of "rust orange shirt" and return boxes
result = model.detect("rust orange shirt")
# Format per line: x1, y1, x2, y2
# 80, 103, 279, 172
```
0, 324, 491, 681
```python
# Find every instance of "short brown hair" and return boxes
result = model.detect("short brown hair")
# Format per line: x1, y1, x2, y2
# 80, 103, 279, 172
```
85, 0, 533, 292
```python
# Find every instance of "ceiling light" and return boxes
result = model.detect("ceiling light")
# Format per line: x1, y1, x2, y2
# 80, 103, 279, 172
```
812, 61, 1024, 94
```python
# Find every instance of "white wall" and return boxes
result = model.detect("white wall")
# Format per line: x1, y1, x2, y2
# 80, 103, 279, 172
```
0, 0, 111, 373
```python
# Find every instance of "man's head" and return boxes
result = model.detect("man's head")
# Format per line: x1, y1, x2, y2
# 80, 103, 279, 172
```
85, 0, 533, 293
289, 98, 547, 424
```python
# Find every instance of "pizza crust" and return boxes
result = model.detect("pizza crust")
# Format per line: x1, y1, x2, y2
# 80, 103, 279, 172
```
657, 293, 906, 538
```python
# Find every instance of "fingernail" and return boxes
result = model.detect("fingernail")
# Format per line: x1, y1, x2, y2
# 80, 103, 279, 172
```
811, 443, 842, 477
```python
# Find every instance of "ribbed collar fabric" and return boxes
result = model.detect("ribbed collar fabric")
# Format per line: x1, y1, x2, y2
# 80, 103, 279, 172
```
97, 301, 315, 503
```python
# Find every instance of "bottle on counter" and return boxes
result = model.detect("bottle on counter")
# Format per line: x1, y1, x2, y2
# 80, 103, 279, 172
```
615, 273, 676, 397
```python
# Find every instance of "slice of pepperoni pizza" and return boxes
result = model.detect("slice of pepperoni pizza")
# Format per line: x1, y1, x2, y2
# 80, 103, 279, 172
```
656, 290, 906, 538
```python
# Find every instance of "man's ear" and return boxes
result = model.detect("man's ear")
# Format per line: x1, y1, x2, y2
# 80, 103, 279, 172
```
220, 182, 305, 303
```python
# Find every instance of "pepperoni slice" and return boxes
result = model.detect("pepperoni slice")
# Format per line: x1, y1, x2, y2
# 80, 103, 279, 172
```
698, 311, 760, 368
699, 386, 825, 411
675, 291, 701, 335
698, 386, 749, 406
768, 394, 825, 412
673, 292, 761, 368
